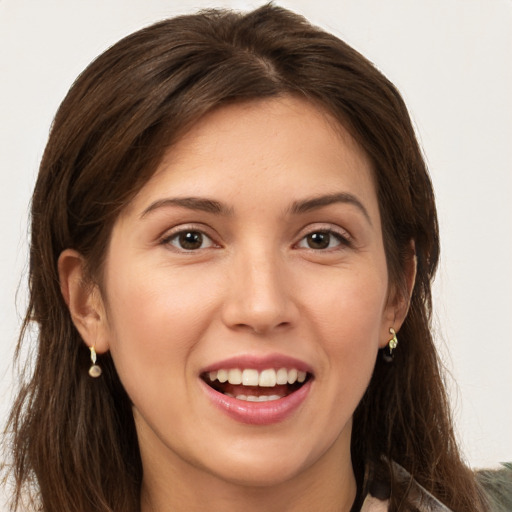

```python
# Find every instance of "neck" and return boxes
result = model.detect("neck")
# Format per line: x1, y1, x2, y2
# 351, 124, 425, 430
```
139, 432, 357, 512
141, 466, 356, 512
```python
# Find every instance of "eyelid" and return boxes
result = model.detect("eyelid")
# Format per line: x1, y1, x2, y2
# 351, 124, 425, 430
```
294, 223, 353, 248
159, 223, 220, 250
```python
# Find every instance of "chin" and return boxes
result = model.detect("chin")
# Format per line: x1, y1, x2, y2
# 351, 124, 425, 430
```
208, 458, 306, 488
196, 435, 327, 489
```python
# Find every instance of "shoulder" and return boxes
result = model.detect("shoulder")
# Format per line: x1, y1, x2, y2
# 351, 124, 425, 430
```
361, 494, 388, 512
393, 462, 453, 512
362, 461, 454, 512
359, 484, 451, 512
476, 463, 512, 512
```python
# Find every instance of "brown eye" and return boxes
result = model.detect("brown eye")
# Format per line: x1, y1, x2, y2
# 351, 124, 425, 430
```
179, 231, 203, 250
306, 232, 331, 249
166, 230, 214, 251
297, 230, 347, 250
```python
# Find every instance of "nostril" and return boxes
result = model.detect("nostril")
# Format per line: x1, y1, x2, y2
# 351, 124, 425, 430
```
243, 320, 293, 335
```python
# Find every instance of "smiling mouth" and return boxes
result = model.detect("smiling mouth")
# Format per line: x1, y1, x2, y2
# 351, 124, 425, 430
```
201, 368, 312, 402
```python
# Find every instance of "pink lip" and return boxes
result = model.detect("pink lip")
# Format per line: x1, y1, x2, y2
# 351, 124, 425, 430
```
200, 378, 312, 425
200, 354, 314, 425
201, 353, 313, 373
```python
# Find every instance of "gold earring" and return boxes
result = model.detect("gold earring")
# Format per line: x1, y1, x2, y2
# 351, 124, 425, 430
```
88, 345, 102, 378
382, 327, 398, 363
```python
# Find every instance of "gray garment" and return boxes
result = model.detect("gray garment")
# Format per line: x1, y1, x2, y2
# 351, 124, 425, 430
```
360, 462, 452, 511
392, 462, 452, 511
476, 464, 512, 512
363, 462, 512, 511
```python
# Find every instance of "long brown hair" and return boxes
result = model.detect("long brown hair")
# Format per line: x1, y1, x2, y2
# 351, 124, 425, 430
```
3, 4, 487, 511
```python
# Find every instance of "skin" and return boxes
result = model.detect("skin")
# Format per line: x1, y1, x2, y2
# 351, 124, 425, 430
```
59, 96, 413, 511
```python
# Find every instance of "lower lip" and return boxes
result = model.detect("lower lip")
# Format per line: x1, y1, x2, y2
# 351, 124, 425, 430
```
200, 379, 312, 425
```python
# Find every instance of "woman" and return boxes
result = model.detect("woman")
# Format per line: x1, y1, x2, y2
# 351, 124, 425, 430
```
2, 4, 489, 511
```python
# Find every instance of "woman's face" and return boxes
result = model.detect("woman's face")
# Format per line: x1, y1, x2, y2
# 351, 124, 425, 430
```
97, 97, 396, 488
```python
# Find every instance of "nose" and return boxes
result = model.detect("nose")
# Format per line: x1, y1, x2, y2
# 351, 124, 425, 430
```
221, 247, 299, 335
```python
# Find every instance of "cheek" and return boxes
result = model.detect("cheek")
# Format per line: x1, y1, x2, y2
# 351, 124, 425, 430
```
299, 264, 388, 386
102, 261, 219, 385
295, 268, 386, 452
303, 266, 388, 343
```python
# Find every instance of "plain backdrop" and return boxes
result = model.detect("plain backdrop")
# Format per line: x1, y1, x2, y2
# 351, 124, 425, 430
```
1, 0, 511, 487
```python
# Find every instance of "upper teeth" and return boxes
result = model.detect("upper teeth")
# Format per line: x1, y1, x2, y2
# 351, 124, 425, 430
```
208, 368, 307, 387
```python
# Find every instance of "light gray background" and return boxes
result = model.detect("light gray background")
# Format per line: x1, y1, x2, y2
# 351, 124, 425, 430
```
1, 0, 511, 482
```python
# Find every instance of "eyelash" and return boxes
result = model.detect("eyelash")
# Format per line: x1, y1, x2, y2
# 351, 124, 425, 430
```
160, 225, 352, 252
295, 228, 352, 251
160, 227, 218, 252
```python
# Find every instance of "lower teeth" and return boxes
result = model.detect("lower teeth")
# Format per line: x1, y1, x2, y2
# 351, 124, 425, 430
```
225, 393, 282, 402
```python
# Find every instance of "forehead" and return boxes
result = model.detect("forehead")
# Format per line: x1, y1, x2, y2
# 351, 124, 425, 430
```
125, 96, 378, 218
162, 96, 368, 170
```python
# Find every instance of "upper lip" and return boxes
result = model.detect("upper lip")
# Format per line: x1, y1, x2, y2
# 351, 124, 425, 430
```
200, 353, 314, 375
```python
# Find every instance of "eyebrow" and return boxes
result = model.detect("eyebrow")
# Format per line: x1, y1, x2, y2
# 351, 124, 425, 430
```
140, 197, 233, 218
140, 192, 372, 225
289, 192, 372, 225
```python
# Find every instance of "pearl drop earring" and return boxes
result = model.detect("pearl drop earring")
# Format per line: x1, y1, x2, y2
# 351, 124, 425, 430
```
88, 345, 102, 378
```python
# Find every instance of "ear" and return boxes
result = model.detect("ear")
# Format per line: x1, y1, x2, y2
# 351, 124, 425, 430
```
58, 249, 110, 353
379, 241, 417, 348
